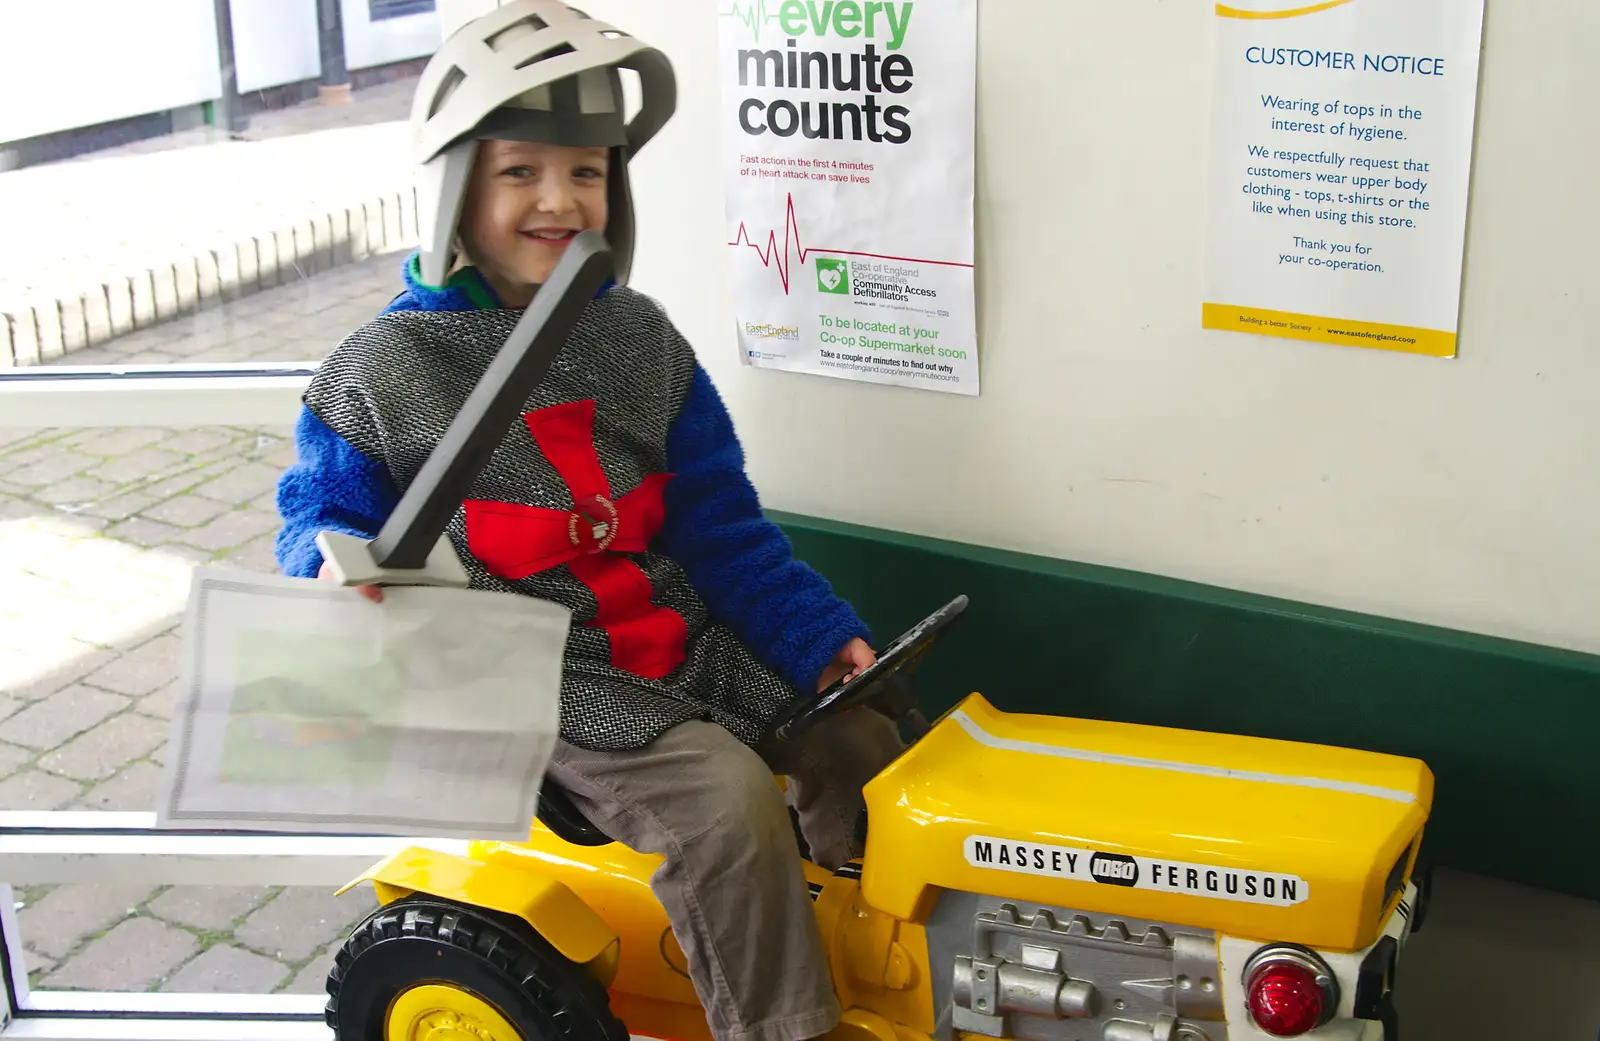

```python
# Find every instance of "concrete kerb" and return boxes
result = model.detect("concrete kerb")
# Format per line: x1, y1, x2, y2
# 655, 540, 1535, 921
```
1, 186, 419, 367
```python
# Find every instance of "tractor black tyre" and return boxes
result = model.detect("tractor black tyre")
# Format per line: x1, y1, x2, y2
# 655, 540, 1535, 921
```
325, 896, 628, 1041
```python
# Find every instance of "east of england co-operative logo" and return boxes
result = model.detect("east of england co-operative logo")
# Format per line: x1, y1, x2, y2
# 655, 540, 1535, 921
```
744, 322, 799, 341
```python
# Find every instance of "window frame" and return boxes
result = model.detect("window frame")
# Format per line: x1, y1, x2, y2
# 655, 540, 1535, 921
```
0, 364, 313, 429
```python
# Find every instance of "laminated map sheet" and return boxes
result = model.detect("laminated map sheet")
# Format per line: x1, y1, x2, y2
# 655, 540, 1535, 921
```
155, 568, 570, 840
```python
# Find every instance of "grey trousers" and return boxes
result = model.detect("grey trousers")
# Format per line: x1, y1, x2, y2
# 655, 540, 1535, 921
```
546, 710, 904, 1041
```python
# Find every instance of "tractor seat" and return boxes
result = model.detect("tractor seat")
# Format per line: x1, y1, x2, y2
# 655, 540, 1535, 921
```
537, 783, 613, 846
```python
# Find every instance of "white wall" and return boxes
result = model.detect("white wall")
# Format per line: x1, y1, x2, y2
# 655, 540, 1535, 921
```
0, 0, 222, 144
575, 0, 1600, 659
341, 0, 441, 71
232, 0, 322, 94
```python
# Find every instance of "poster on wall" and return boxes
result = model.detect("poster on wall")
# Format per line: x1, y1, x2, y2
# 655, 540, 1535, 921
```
1202, 0, 1485, 358
717, 0, 979, 395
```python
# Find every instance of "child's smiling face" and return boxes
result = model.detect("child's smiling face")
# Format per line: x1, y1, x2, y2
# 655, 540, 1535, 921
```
459, 139, 610, 306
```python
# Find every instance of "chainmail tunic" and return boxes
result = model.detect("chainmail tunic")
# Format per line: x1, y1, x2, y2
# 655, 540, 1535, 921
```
303, 289, 801, 751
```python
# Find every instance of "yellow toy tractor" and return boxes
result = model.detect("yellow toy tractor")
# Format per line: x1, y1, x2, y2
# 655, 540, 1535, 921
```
312, 238, 1432, 1041
324, 594, 1433, 1041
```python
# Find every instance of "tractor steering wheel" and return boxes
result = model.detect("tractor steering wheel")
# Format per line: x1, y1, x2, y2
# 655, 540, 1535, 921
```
768, 595, 969, 742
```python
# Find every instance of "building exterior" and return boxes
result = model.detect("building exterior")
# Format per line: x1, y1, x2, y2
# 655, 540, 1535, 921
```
0, 0, 442, 168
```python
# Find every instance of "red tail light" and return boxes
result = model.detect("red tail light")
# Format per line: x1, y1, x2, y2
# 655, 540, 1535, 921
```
1243, 946, 1338, 1037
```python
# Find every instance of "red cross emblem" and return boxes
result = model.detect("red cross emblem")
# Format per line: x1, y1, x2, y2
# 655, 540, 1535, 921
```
463, 400, 686, 680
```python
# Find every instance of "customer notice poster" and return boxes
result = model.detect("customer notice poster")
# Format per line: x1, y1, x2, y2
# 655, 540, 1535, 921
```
1203, 0, 1485, 358
718, 0, 979, 395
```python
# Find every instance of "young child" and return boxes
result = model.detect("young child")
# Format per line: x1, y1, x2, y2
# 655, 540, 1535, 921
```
272, 4, 902, 1041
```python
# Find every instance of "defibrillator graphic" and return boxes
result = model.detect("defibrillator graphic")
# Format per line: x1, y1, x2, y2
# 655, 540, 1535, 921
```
817, 257, 851, 294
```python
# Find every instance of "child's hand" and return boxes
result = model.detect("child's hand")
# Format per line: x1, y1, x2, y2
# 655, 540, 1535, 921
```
816, 637, 876, 692
317, 560, 384, 603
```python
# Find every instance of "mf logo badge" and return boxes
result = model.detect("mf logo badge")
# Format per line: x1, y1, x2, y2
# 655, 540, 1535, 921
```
816, 257, 850, 295
1089, 852, 1139, 887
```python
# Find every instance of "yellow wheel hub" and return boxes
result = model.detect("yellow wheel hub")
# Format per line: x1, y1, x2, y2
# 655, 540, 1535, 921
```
386, 984, 523, 1041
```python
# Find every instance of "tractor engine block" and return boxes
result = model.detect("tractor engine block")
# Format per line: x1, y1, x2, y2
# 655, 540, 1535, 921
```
927, 893, 1228, 1041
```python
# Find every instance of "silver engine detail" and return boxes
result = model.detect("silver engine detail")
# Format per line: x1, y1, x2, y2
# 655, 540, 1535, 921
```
953, 948, 1099, 1021
928, 893, 1227, 1041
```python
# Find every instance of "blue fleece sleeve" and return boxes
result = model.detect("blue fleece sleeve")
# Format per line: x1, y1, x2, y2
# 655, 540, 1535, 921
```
274, 405, 401, 578
657, 365, 869, 692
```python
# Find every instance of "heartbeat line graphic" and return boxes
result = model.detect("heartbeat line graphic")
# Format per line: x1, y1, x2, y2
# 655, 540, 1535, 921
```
727, 193, 973, 295
719, 0, 782, 42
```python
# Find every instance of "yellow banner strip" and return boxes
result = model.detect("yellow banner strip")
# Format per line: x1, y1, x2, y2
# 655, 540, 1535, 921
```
1202, 303, 1457, 357
1216, 0, 1356, 19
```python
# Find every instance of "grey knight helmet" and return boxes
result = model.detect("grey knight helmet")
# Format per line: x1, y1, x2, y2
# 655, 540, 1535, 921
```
410, 0, 677, 286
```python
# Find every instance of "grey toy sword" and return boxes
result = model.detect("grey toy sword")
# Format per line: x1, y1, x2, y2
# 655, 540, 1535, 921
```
315, 230, 615, 589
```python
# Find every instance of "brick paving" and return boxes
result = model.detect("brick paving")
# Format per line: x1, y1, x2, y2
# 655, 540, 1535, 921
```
2, 251, 399, 994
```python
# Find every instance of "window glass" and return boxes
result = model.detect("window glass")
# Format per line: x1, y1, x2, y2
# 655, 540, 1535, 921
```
1, 5, 442, 999
0, 4, 435, 369
2, 418, 381, 995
